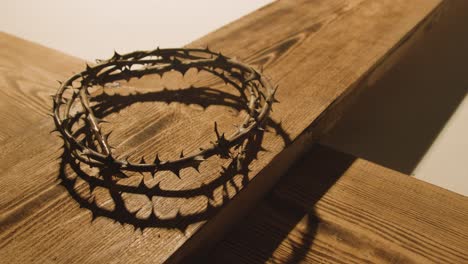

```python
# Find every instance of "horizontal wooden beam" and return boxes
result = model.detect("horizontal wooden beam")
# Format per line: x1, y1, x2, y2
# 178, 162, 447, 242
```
0, 0, 448, 263
204, 144, 468, 263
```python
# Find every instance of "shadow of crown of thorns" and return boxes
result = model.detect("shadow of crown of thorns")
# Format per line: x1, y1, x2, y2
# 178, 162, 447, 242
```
51, 47, 278, 178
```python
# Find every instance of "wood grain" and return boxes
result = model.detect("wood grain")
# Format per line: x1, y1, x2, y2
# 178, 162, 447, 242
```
0, 0, 448, 263
205, 144, 468, 263
0, 33, 83, 142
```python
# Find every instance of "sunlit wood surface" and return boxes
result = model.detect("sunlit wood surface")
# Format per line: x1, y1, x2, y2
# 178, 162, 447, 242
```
1, 0, 462, 263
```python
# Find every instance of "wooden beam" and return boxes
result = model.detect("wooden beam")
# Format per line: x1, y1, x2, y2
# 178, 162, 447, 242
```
0, 0, 446, 263
204, 144, 468, 263
0, 34, 83, 142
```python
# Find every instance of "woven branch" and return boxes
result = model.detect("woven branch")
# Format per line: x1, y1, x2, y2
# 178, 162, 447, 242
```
52, 47, 277, 177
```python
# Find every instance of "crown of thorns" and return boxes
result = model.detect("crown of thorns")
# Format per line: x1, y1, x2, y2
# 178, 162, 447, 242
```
52, 47, 277, 176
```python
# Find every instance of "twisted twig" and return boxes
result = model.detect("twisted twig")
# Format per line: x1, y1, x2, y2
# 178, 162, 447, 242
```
52, 47, 277, 177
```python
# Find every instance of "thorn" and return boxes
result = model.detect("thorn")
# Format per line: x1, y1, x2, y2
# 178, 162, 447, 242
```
170, 168, 181, 179
220, 165, 228, 173
191, 162, 201, 173
177, 65, 189, 76
57, 180, 66, 187
139, 157, 146, 164
180, 150, 184, 158
103, 131, 112, 142
137, 179, 147, 190
222, 190, 230, 204
206, 201, 215, 212
259, 145, 268, 152
144, 190, 153, 200
176, 223, 188, 234
220, 72, 229, 85
152, 181, 161, 191
88, 182, 97, 193
174, 211, 183, 220
153, 154, 161, 165
215, 52, 228, 64
112, 50, 121, 60
148, 209, 158, 222
214, 122, 220, 139
272, 85, 279, 102
150, 168, 158, 177
131, 208, 141, 218
91, 212, 97, 221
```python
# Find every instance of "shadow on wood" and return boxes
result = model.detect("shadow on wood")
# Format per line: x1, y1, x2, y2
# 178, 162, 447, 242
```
322, 0, 468, 175
201, 144, 355, 263
203, 143, 468, 263
56, 85, 291, 231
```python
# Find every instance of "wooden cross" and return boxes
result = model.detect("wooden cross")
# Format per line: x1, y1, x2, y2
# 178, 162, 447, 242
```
0, 0, 466, 263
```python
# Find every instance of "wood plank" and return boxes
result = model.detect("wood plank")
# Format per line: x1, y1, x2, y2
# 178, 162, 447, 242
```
0, 0, 444, 263
0, 33, 83, 142
204, 144, 468, 263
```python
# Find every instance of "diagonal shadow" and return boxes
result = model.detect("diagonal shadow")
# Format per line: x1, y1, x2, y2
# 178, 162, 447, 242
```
321, 0, 468, 177
200, 144, 355, 263
57, 85, 292, 232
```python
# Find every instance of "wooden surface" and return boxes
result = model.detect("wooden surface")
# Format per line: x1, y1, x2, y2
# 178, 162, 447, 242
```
0, 35, 83, 142
204, 144, 468, 263
0, 0, 452, 263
